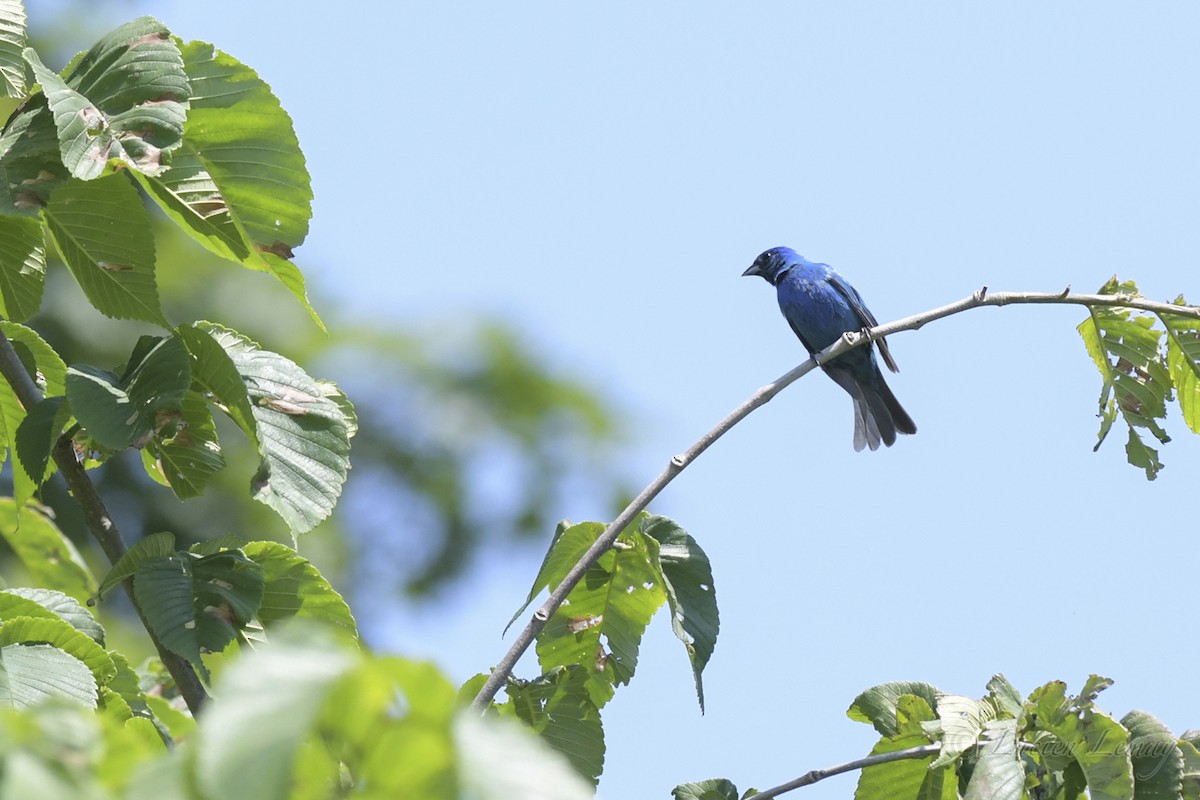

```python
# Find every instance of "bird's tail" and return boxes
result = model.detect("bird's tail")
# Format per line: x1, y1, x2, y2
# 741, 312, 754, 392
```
827, 365, 916, 452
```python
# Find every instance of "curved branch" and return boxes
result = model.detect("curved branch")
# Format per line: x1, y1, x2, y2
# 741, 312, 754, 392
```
471, 288, 1199, 710
0, 329, 209, 714
752, 743, 942, 798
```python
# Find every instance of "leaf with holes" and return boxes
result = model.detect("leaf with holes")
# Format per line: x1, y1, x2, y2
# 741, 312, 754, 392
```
43, 174, 167, 326
640, 514, 719, 714
535, 521, 666, 709
1077, 277, 1172, 479
197, 322, 352, 533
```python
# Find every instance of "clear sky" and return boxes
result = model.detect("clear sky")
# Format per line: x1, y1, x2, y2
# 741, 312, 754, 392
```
41, 2, 1200, 797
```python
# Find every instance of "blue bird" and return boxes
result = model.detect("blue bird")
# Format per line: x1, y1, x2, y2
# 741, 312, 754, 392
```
743, 247, 916, 451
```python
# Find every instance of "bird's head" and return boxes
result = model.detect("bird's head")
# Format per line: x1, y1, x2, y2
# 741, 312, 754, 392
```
742, 246, 800, 285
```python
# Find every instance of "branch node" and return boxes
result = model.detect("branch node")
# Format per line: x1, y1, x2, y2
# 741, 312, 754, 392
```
1060, 285, 1071, 298
670, 454, 685, 468
533, 608, 550, 623
975, 285, 988, 301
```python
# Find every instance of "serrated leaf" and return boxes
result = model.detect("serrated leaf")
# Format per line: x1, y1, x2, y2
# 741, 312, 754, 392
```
503, 666, 604, 785
13, 395, 69, 503
0, 321, 68, 505
0, 615, 115, 687
43, 174, 167, 325
1180, 737, 1200, 800
641, 514, 718, 713
3, 587, 103, 643
133, 553, 205, 680
1123, 709, 1183, 800
95, 530, 175, 601
134, 39, 322, 328
0, 1, 26, 97
986, 674, 1024, 718
1027, 679, 1134, 800
1077, 279, 1172, 479
0, 642, 97, 708
24, 17, 187, 178
102, 650, 154, 724
535, 523, 667, 709
1163, 303, 1200, 436
0, 499, 95, 603
964, 719, 1023, 800
0, 214, 45, 320
848, 682, 943, 738
198, 322, 351, 533
507, 519, 594, 633
241, 541, 356, 635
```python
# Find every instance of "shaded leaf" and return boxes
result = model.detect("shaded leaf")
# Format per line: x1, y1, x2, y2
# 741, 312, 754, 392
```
178, 323, 256, 442
190, 549, 264, 655
641, 514, 718, 713
95, 530, 174, 601
0, 94, 66, 213
0, 0, 25, 97
133, 553, 203, 678
146, 390, 224, 499
13, 395, 69, 503
0, 213, 45, 320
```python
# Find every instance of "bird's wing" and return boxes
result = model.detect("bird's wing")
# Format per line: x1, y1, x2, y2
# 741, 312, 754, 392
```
784, 315, 819, 357
828, 273, 900, 373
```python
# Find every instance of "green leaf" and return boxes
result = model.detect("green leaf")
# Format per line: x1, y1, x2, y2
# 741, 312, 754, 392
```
134, 39, 322, 328
24, 17, 187, 178
1026, 679, 1134, 800
102, 650, 153, 724
847, 681, 943, 738
0, 642, 97, 708
0, 214, 45, 320
503, 666, 604, 785
1163, 301, 1200, 436
672, 779, 741, 800
641, 514, 719, 713
455, 713, 597, 800
0, 1, 26, 97
985, 674, 1024, 718
535, 522, 667, 709
0, 499, 95, 603
198, 322, 352, 533
241, 541, 357, 635
146, 390, 225, 499
0, 321, 68, 505
95, 530, 175, 601
0, 94, 66, 213
1077, 278, 1172, 479
0, 615, 115, 687
191, 550, 264, 654
66, 334, 190, 451
43, 174, 168, 326
1180, 736, 1200, 800
507, 519, 592, 633
193, 629, 357, 800
178, 323, 257, 442
2, 587, 104, 644
964, 719, 1023, 800
1122, 710, 1183, 800
133, 553, 205, 679
854, 733, 949, 800
13, 395, 69, 503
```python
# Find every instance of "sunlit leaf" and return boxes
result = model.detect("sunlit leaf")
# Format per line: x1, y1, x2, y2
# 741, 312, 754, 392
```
503, 666, 603, 784
847, 681, 942, 738
0, 642, 96, 708
241, 541, 356, 635
854, 733, 948, 800
671, 779, 741, 800
3, 587, 104, 643
455, 712, 596, 800
1122, 710, 1182, 800
43, 174, 168, 326
964, 719, 1023, 800
1163, 300, 1200, 436
147, 390, 224, 499
1026, 679, 1134, 800
0, 615, 115, 687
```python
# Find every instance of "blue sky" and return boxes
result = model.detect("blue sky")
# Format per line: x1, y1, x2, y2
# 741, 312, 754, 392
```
41, 2, 1200, 796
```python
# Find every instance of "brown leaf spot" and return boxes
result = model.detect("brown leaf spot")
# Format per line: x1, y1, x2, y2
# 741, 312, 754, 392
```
567, 614, 602, 634
255, 240, 295, 260
129, 31, 170, 48
96, 261, 132, 272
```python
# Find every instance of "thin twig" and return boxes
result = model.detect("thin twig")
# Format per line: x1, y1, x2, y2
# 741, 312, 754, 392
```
0, 329, 208, 714
471, 288, 1198, 710
752, 743, 942, 798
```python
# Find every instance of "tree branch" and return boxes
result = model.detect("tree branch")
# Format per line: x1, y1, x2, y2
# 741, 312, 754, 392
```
751, 743, 942, 798
0, 329, 209, 714
465, 286, 1197, 710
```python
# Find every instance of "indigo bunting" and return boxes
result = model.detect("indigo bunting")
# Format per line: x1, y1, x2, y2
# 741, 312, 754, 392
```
743, 247, 916, 451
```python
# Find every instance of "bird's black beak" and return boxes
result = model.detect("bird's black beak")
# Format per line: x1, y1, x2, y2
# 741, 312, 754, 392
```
742, 263, 761, 278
